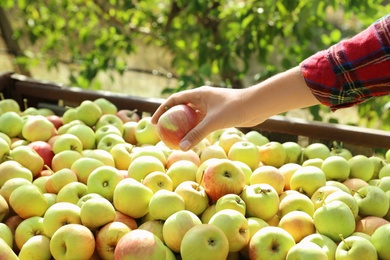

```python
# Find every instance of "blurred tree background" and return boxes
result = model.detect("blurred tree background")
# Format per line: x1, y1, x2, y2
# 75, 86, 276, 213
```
0, 0, 389, 128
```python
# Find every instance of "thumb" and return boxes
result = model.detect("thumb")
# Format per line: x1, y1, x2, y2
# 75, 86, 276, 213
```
179, 118, 214, 151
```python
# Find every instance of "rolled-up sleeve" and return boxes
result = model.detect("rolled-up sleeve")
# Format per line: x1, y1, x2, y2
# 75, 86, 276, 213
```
300, 14, 390, 111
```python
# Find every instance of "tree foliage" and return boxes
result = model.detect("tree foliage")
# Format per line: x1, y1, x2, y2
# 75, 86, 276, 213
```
1, 0, 390, 127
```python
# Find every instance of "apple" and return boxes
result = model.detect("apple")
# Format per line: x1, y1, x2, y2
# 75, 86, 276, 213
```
354, 185, 389, 218
310, 185, 343, 210
218, 129, 244, 155
0, 177, 31, 203
135, 116, 161, 146
162, 210, 202, 253
114, 210, 138, 230
286, 241, 328, 260
201, 204, 217, 224
279, 163, 302, 190
348, 155, 375, 181
27, 141, 54, 169
87, 165, 124, 202
9, 184, 48, 219
51, 150, 83, 172
199, 144, 228, 163
131, 145, 168, 166
0, 111, 24, 137
0, 160, 33, 187
289, 166, 327, 197
166, 160, 198, 189
127, 155, 166, 182
113, 178, 154, 219
227, 140, 261, 171
313, 200, 356, 242
56, 181, 89, 204
326, 180, 352, 194
282, 141, 303, 164
148, 189, 186, 221
9, 145, 45, 177
0, 195, 9, 222
240, 183, 279, 221
278, 211, 316, 243
355, 215, 390, 236
77, 193, 103, 208
0, 235, 18, 260
166, 149, 201, 168
117, 108, 140, 123
180, 223, 229, 259
245, 130, 269, 146
93, 97, 117, 115
96, 113, 124, 134
174, 180, 209, 216
50, 223, 96, 260
76, 100, 102, 127
114, 229, 167, 260
258, 141, 287, 168
95, 124, 123, 143
232, 160, 253, 185
57, 119, 86, 135
110, 143, 133, 170
324, 190, 359, 220
379, 164, 390, 178
249, 226, 295, 260
215, 193, 246, 216
278, 192, 315, 217
300, 233, 338, 260
14, 216, 45, 250
302, 157, 323, 168
142, 170, 173, 193
250, 165, 285, 195
0, 138, 10, 163
21, 115, 57, 142
45, 114, 63, 129
18, 234, 51, 260
138, 219, 165, 242
122, 121, 138, 144
80, 196, 116, 231
70, 157, 105, 184
303, 142, 330, 160
335, 235, 378, 260
240, 217, 269, 258
65, 124, 96, 150
0, 98, 20, 113
202, 159, 246, 202
45, 168, 78, 194
0, 222, 13, 248
371, 223, 390, 260
32, 175, 50, 193
96, 221, 132, 259
52, 133, 83, 154
369, 155, 386, 179
343, 178, 369, 195
321, 155, 350, 181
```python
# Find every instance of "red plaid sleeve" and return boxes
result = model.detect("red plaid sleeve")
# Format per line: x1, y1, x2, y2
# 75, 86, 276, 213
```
300, 14, 390, 111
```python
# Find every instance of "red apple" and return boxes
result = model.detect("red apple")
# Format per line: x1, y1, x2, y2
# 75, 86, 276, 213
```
116, 109, 140, 123
27, 141, 54, 169
157, 104, 200, 150
46, 115, 63, 129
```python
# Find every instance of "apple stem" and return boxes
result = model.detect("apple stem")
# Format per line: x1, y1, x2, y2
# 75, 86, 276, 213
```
0, 92, 4, 100
44, 164, 55, 174
196, 170, 205, 191
23, 98, 28, 110
339, 234, 350, 250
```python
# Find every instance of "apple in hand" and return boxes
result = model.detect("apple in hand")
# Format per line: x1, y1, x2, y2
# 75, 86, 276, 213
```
50, 224, 95, 260
180, 224, 229, 260
157, 104, 200, 150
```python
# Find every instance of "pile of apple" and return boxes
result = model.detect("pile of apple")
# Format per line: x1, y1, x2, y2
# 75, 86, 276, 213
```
0, 97, 390, 260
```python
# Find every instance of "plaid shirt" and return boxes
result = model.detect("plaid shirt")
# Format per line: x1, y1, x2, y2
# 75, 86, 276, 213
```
300, 14, 390, 111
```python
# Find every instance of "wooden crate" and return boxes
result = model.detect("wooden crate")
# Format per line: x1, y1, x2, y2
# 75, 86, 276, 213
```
1, 71, 389, 156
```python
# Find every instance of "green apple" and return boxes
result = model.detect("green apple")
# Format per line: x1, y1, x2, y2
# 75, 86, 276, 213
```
379, 164, 390, 178
377, 176, 390, 192
166, 160, 198, 190
51, 150, 83, 172
290, 166, 327, 197
348, 155, 375, 181
250, 165, 285, 195
202, 159, 246, 202
279, 163, 302, 190
32, 175, 49, 193
127, 155, 166, 182
279, 192, 315, 217
52, 133, 83, 154
215, 193, 246, 216
80, 196, 116, 230
9, 145, 44, 178
336, 235, 378, 260
199, 144, 228, 163
324, 190, 359, 220
228, 140, 261, 171
77, 192, 103, 208
87, 165, 124, 202
142, 170, 173, 193
174, 180, 209, 216
371, 223, 390, 259
21, 115, 57, 142
240, 216, 269, 258
96, 113, 124, 134
241, 183, 279, 221
286, 241, 328, 260
218, 129, 244, 155
232, 160, 253, 185
208, 209, 249, 253
82, 148, 115, 166
248, 226, 295, 260
130, 145, 167, 166
321, 155, 350, 181
0, 237, 18, 260
278, 211, 316, 243
50, 223, 95, 259
302, 158, 323, 168
65, 124, 96, 150
355, 215, 390, 236
206, 128, 226, 144
0, 98, 20, 113
0, 111, 23, 137
258, 141, 287, 168
45, 168, 78, 194
0, 195, 9, 222
343, 178, 369, 195
354, 185, 389, 217
300, 233, 337, 260
282, 141, 303, 164
76, 100, 102, 127
166, 149, 200, 168
110, 143, 133, 170
70, 157, 105, 184
0, 177, 31, 203
148, 189, 185, 221
56, 181, 89, 204
93, 97, 117, 115
18, 235, 51, 260
326, 180, 351, 194
245, 130, 269, 146
95, 221, 131, 260
14, 216, 45, 250
162, 210, 202, 253
135, 117, 161, 145
113, 178, 154, 219
97, 133, 126, 152
369, 155, 386, 179
9, 184, 48, 219
0, 222, 13, 248
310, 185, 343, 210
303, 143, 330, 160
42, 202, 82, 238
138, 219, 165, 242
313, 200, 356, 242
201, 204, 217, 224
